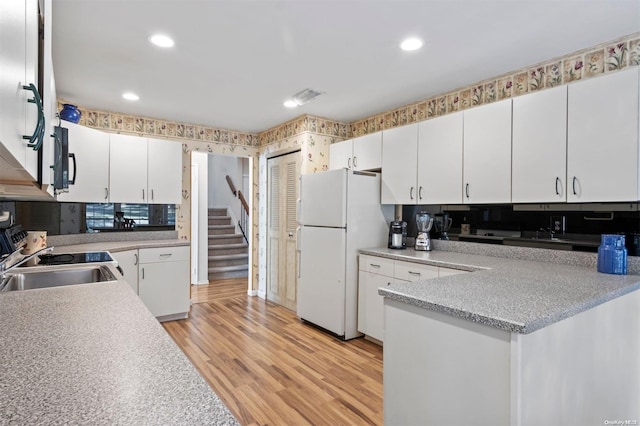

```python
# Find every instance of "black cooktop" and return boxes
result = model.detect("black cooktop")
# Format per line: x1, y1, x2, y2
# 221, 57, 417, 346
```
28, 251, 114, 266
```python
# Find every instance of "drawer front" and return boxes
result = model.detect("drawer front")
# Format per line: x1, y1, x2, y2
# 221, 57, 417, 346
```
139, 246, 189, 263
360, 254, 394, 277
394, 261, 439, 282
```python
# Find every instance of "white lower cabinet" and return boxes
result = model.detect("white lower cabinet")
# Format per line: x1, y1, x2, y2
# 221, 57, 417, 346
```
111, 249, 139, 293
114, 246, 190, 320
358, 254, 469, 343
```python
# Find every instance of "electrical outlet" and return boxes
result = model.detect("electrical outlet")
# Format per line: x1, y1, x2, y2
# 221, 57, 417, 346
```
550, 216, 566, 234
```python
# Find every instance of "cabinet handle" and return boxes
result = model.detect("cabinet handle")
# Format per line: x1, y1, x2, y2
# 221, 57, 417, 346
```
419, 186, 423, 200
353, 156, 357, 168
572, 176, 577, 195
347, 158, 351, 169
142, 189, 145, 201
134, 253, 138, 265
69, 153, 77, 185
141, 268, 144, 279
104, 187, 109, 201
408, 271, 421, 276
370, 263, 381, 268
22, 83, 45, 151
151, 189, 154, 201
555, 177, 560, 195
465, 183, 470, 199
159, 253, 172, 258
410, 187, 414, 200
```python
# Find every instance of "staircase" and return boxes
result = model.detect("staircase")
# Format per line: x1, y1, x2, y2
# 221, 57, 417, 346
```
208, 208, 249, 280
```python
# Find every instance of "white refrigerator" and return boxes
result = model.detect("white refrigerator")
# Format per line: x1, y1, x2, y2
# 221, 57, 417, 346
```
297, 168, 392, 340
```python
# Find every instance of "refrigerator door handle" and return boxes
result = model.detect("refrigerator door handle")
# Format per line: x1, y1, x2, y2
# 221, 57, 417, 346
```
296, 226, 302, 279
297, 198, 302, 225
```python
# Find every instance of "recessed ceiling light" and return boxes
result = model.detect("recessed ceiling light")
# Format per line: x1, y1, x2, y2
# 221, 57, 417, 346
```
400, 37, 423, 51
283, 99, 298, 108
122, 92, 140, 101
149, 34, 175, 48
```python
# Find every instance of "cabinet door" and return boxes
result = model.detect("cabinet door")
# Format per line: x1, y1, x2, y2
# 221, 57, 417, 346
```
463, 99, 512, 204
417, 112, 463, 204
111, 249, 139, 294
109, 134, 148, 203
353, 132, 382, 171
329, 139, 353, 170
139, 259, 190, 318
57, 122, 110, 203
358, 270, 391, 342
147, 137, 182, 204
567, 68, 639, 202
381, 123, 419, 204
512, 86, 568, 203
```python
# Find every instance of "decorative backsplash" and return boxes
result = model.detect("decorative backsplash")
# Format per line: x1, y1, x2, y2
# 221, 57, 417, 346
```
349, 32, 640, 137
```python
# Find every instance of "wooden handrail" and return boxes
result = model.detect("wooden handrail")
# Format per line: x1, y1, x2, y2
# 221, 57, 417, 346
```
238, 190, 249, 215
225, 175, 237, 196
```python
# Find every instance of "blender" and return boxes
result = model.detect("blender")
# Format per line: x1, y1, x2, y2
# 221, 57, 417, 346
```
415, 212, 433, 251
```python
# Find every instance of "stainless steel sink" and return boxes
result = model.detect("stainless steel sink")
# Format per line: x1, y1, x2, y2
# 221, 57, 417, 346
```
1, 265, 116, 292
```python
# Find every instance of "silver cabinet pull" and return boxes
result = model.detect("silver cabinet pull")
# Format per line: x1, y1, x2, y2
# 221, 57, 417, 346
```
134, 253, 138, 265
353, 156, 357, 168
465, 183, 470, 198
370, 263, 381, 268
151, 189, 154, 201
141, 268, 144, 279
419, 186, 423, 200
572, 176, 577, 195
555, 177, 560, 195
410, 187, 414, 200
104, 187, 109, 201
142, 189, 145, 201
159, 253, 172, 258
408, 271, 421, 276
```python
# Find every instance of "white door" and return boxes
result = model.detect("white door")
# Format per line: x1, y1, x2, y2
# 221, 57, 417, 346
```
297, 226, 347, 336
109, 134, 148, 203
329, 139, 353, 170
381, 123, 419, 204
512, 85, 568, 203
267, 151, 300, 311
567, 68, 639, 202
147, 137, 182, 204
353, 132, 382, 171
463, 99, 512, 204
299, 168, 347, 228
57, 123, 110, 203
417, 112, 463, 204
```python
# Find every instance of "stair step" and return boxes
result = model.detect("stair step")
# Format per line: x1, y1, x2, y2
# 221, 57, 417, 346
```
208, 216, 232, 225
208, 269, 248, 280
209, 253, 248, 261
208, 243, 248, 255
208, 225, 236, 235
208, 234, 245, 244
208, 264, 248, 273
208, 208, 228, 217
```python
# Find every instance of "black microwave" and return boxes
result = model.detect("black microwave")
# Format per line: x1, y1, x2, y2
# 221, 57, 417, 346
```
53, 126, 75, 192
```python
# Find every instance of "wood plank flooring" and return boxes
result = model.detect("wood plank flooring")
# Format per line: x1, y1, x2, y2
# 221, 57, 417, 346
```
163, 279, 383, 425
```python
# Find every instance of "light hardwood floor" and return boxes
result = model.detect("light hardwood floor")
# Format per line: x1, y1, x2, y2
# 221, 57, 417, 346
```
163, 278, 384, 425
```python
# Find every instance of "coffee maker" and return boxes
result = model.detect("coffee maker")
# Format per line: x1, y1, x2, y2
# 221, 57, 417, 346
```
388, 221, 407, 249
415, 212, 434, 251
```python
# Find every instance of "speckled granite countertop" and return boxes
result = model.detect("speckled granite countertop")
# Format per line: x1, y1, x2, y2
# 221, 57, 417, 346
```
362, 247, 640, 334
0, 279, 237, 425
50, 239, 189, 254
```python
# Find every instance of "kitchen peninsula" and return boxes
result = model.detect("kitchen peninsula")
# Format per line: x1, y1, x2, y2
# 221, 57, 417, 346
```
363, 243, 640, 425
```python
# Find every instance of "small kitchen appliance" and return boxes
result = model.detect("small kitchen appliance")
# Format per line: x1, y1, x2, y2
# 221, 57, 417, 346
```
415, 212, 433, 251
388, 221, 407, 249
433, 213, 453, 240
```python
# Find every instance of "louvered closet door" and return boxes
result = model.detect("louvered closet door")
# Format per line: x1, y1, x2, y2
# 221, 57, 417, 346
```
267, 151, 300, 310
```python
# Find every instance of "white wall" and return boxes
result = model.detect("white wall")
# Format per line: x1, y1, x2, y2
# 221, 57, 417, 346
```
192, 152, 209, 285
208, 155, 246, 222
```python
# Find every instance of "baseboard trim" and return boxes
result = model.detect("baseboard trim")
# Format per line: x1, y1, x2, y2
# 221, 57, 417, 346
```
192, 280, 210, 286
247, 289, 258, 297
257, 290, 266, 299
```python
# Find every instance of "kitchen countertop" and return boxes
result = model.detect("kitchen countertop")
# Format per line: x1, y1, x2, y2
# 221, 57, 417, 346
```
0, 278, 237, 425
50, 238, 190, 254
362, 247, 640, 334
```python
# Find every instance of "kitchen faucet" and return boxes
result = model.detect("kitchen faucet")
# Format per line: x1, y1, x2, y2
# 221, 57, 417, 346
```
0, 247, 54, 290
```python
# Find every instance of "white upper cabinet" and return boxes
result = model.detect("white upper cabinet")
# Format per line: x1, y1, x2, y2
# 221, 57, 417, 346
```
567, 68, 639, 203
512, 85, 568, 203
109, 134, 148, 203
147, 137, 182, 204
381, 123, 419, 204
417, 112, 463, 204
0, 0, 40, 180
352, 132, 382, 171
57, 122, 110, 203
329, 132, 382, 171
463, 99, 512, 204
329, 139, 353, 170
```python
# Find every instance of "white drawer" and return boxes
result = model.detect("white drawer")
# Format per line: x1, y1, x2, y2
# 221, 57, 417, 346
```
360, 254, 394, 277
139, 246, 189, 263
394, 261, 438, 282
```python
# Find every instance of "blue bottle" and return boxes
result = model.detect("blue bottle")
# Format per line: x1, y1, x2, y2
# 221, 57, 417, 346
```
597, 234, 627, 275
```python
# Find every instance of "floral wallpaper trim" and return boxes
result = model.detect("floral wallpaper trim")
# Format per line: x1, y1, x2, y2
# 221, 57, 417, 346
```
257, 114, 350, 146
349, 32, 640, 137
56, 101, 260, 147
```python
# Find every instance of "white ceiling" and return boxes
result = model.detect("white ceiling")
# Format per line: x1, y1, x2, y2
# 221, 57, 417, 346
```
52, 0, 640, 134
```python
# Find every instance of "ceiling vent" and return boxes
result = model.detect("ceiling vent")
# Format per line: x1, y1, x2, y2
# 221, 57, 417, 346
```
292, 88, 324, 105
